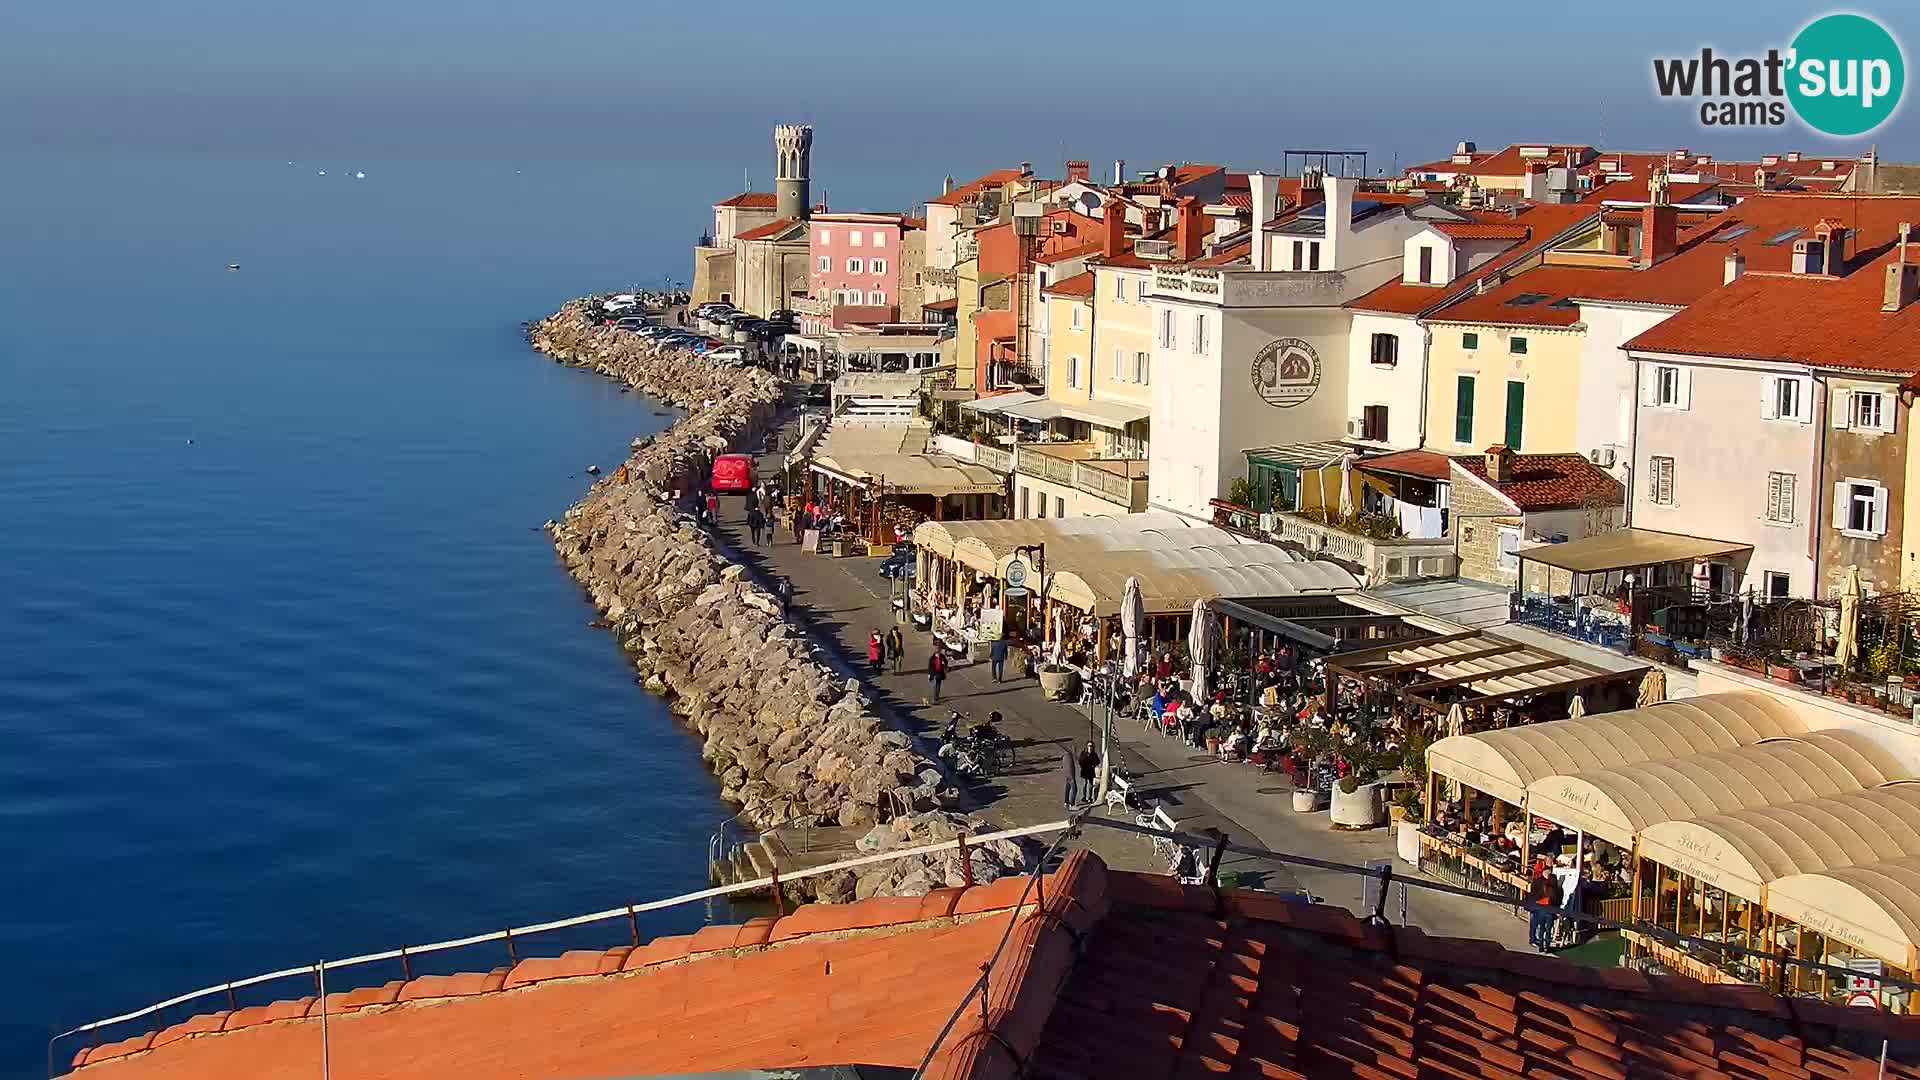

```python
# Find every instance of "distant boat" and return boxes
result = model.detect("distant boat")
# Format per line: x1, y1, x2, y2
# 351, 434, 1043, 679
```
318, 170, 327, 176
354, 171, 366, 180
228, 263, 240, 271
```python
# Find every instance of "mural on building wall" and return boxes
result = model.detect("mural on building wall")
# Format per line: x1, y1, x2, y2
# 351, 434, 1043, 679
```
1251, 338, 1322, 409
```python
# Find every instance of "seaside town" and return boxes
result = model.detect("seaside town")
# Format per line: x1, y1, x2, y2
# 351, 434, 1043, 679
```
62, 125, 1920, 1080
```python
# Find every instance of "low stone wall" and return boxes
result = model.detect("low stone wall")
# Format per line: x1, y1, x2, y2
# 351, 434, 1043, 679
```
528, 301, 1037, 900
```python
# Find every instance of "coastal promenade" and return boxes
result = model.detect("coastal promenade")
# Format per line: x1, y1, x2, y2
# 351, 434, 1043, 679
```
710, 408, 1535, 951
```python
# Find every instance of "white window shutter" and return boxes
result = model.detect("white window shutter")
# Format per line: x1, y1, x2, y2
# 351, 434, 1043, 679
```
1766, 474, 1782, 521
1832, 387, 1853, 430
1797, 377, 1815, 424
1886, 394, 1899, 434
1641, 370, 1659, 407
1677, 368, 1692, 410
1759, 376, 1777, 420
1833, 482, 1850, 529
1875, 486, 1891, 535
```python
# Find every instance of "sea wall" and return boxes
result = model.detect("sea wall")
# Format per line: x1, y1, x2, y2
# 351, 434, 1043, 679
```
527, 302, 1035, 901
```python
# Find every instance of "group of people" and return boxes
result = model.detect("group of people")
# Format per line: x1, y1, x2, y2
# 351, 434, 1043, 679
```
1527, 852, 1585, 952
866, 626, 906, 675
741, 482, 784, 546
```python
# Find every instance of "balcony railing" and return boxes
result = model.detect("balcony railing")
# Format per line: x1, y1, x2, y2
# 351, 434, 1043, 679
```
924, 268, 958, 289
974, 444, 1014, 474
1016, 445, 1145, 510
1210, 502, 1454, 586
1015, 445, 1077, 485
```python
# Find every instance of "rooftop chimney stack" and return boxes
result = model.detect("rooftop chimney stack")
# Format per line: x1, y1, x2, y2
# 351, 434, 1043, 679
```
1886, 223, 1918, 312
1725, 250, 1746, 284
1639, 202, 1678, 267
1019, 161, 1033, 176
1175, 197, 1205, 262
1788, 150, 1803, 163
1452, 140, 1477, 165
1113, 159, 1126, 186
1248, 172, 1276, 271
1814, 220, 1849, 274
1066, 160, 1089, 184
1101, 198, 1127, 258
1485, 445, 1513, 483
1523, 162, 1549, 202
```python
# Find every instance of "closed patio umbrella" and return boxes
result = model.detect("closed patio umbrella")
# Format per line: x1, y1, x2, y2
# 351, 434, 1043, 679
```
1567, 692, 1587, 720
1188, 598, 1212, 703
1836, 564, 1863, 674
1636, 667, 1668, 708
1120, 575, 1144, 680
1339, 454, 1357, 518
1443, 703, 1466, 804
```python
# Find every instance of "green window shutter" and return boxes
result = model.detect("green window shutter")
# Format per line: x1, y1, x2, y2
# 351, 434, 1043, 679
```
1505, 381, 1526, 449
1462, 332, 1479, 350
1455, 376, 1476, 444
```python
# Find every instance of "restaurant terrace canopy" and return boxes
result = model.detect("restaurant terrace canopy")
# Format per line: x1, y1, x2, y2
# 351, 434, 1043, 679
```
1637, 783, 1920, 904
1046, 559, 1359, 617
1518, 527, 1754, 574
1768, 856, 1920, 972
1426, 691, 1807, 806
913, 514, 1230, 563
1522, 730, 1911, 848
810, 421, 1002, 497
1327, 629, 1647, 723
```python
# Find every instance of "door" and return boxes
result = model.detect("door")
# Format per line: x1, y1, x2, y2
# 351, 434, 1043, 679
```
1504, 381, 1526, 449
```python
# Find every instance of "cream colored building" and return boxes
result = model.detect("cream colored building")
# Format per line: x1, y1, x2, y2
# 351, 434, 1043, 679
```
1421, 319, 1585, 456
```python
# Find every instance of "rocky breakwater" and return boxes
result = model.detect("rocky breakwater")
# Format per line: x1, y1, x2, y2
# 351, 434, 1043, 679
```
528, 301, 1040, 901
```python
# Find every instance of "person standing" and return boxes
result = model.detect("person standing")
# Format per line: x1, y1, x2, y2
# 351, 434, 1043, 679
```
705, 492, 719, 522
886, 625, 905, 674
1077, 741, 1101, 806
926, 649, 947, 703
868, 631, 885, 675
746, 506, 766, 546
989, 636, 1009, 683
777, 577, 793, 618
1527, 858, 1560, 952
1060, 745, 1079, 808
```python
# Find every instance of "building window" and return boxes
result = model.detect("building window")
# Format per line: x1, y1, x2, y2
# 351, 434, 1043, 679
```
1418, 246, 1434, 284
1653, 365, 1685, 408
1159, 309, 1175, 348
1068, 355, 1081, 388
817, 256, 830, 271
1454, 375, 1476, 444
1113, 276, 1125, 301
868, 291, 886, 305
1192, 313, 1209, 354
846, 258, 863, 273
1291, 241, 1304, 270
1766, 472, 1797, 524
1020, 487, 1029, 518
1135, 279, 1148, 300
871, 258, 887, 275
1361, 404, 1389, 442
1055, 496, 1066, 517
1135, 351, 1151, 383
871, 231, 886, 247
1504, 381, 1525, 449
819, 231, 830, 245
1769, 375, 1805, 421
1463, 331, 1479, 350
1370, 333, 1398, 367
1070, 305, 1083, 330
1836, 478, 1889, 537
1850, 390, 1891, 431
1510, 336, 1529, 355
1763, 571, 1791, 599
1308, 242, 1321, 270
849, 231, 862, 247
1035, 492, 1046, 518
1650, 455, 1676, 505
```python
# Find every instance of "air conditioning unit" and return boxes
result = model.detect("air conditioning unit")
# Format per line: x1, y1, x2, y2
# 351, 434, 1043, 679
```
1050, 220, 1069, 235
1347, 417, 1367, 438
1588, 447, 1617, 468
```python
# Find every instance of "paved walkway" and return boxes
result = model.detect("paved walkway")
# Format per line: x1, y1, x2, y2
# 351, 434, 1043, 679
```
708, 410, 1535, 950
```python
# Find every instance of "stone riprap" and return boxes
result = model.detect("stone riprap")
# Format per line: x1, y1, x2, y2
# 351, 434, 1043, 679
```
527, 301, 1039, 900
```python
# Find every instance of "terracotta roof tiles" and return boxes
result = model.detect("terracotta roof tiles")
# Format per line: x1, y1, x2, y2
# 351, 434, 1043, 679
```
929, 168, 1032, 206
734, 216, 803, 241
1042, 270, 1095, 297
1454, 452, 1625, 512
714, 191, 778, 209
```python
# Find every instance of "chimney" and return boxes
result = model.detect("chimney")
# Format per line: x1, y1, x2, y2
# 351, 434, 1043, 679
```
1452, 140, 1478, 165
1523, 162, 1549, 202
1884, 264, 1920, 313
1322, 174, 1353, 270
1019, 161, 1033, 177
1725, 250, 1746, 284
1248, 172, 1277, 271
1762, 155, 1781, 166
1788, 151, 1803, 163
943, 174, 955, 195
1485, 445, 1514, 484
1175, 197, 1204, 262
1101, 199, 1127, 257
1639, 204, 1678, 267
1792, 239, 1818, 275
1815, 219, 1849, 273
1066, 159, 1089, 184
1113, 159, 1126, 186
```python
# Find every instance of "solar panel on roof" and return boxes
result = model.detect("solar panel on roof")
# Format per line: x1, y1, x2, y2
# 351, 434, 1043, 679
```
1763, 228, 1806, 246
1548, 298, 1578, 309
1504, 293, 1549, 307
1710, 225, 1755, 243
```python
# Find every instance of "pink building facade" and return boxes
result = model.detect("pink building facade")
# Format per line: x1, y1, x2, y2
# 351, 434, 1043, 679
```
805, 213, 914, 333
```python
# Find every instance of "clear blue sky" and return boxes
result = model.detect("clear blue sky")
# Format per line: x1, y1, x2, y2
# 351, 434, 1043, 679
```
4, 1, 1910, 180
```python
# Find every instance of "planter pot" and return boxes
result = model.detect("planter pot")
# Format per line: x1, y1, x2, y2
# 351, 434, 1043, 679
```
1330, 782, 1386, 830
1396, 820, 1423, 865
1292, 788, 1326, 813
1767, 664, 1800, 683
1037, 665, 1079, 702
1710, 646, 1730, 663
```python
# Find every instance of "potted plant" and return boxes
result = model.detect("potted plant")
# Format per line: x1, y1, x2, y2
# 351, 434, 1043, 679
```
1395, 789, 1425, 865
1766, 656, 1800, 683
1330, 746, 1388, 830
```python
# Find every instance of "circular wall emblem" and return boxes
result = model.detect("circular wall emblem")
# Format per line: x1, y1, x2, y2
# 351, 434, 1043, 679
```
1251, 338, 1322, 409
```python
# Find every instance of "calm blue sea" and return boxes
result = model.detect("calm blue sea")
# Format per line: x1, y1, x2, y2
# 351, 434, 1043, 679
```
0, 154, 735, 1076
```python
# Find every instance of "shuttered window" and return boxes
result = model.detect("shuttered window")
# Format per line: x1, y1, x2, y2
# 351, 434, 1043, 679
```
1454, 376, 1476, 444
1504, 381, 1526, 449
1650, 456, 1676, 505
1766, 472, 1796, 524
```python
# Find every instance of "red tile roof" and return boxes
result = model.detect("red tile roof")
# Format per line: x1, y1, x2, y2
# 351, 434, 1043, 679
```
1583, 178, 1721, 205
734, 216, 802, 241
1454, 452, 1625, 512
1042, 270, 1095, 297
923, 297, 959, 312
67, 851, 1920, 1080
1625, 249, 1920, 374
1432, 193, 1920, 326
1359, 449, 1453, 480
1409, 144, 1596, 181
1034, 239, 1102, 266
1346, 203, 1601, 317
928, 168, 1031, 207
714, 191, 778, 209
1434, 221, 1533, 241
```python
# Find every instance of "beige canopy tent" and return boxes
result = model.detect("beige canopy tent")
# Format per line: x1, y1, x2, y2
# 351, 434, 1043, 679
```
811, 421, 1002, 496
1426, 691, 1807, 807
1049, 560, 1358, 617
1516, 527, 1752, 574
1768, 856, 1920, 972
1523, 730, 1911, 848
1638, 782, 1920, 904
913, 514, 1221, 563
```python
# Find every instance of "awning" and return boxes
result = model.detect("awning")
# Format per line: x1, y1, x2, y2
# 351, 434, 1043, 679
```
1056, 400, 1151, 428
1769, 857, 1920, 971
1049, 560, 1358, 616
999, 398, 1064, 422
1637, 783, 1920, 903
1518, 528, 1753, 574
923, 297, 958, 312
811, 420, 1002, 496
1243, 440, 1354, 468
1357, 450, 1453, 482
959, 392, 1046, 416
1426, 691, 1806, 806
1524, 730, 1910, 848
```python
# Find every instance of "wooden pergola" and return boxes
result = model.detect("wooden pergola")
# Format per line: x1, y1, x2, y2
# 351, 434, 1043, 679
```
1326, 630, 1646, 715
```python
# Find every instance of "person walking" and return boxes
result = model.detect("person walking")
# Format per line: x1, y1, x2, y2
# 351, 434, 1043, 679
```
1526, 858, 1560, 952
926, 649, 947, 703
989, 636, 1009, 683
886, 625, 905, 674
1060, 745, 1079, 808
705, 492, 719, 523
868, 631, 885, 675
746, 506, 766, 546
777, 577, 793, 618
1077, 741, 1101, 806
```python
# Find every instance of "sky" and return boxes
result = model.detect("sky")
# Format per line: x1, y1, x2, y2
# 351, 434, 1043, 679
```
3, 1, 1914, 198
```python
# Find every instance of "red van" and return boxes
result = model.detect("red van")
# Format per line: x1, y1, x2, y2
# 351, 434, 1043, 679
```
710, 453, 754, 494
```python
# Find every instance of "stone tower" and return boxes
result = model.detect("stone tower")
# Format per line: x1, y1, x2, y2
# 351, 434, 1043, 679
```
775, 124, 814, 221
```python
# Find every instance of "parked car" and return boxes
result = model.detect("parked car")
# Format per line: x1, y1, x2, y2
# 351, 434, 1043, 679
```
707, 346, 746, 364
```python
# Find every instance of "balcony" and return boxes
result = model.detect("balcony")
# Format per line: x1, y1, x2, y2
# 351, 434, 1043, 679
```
1209, 502, 1455, 586
924, 267, 958, 289
791, 296, 832, 317
1016, 443, 1148, 512
1149, 268, 1355, 308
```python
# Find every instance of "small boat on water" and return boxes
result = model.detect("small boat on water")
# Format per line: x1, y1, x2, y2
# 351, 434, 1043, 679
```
228, 263, 240, 271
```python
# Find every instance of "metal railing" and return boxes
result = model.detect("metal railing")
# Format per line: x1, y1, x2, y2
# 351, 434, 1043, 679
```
50, 820, 1073, 1075
1014, 446, 1076, 486
973, 444, 1013, 474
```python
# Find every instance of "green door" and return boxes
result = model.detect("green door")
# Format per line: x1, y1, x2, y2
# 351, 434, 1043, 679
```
1505, 381, 1526, 449
1454, 376, 1475, 444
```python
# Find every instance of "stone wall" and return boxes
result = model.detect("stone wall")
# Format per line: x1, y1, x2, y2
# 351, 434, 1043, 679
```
1451, 476, 1521, 589
526, 301, 1038, 900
